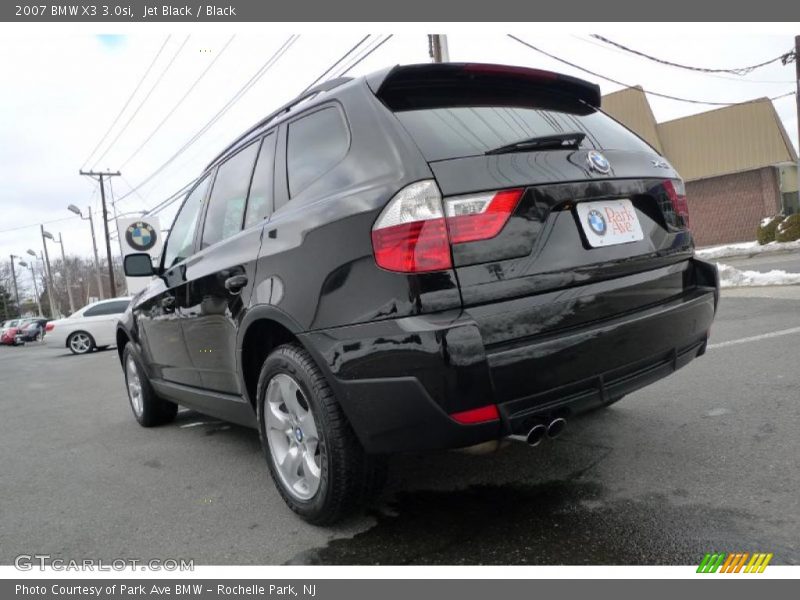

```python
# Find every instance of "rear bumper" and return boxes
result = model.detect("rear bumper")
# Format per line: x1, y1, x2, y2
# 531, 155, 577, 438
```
301, 259, 718, 454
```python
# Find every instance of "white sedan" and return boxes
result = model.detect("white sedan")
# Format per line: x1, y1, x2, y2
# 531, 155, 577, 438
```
46, 297, 132, 355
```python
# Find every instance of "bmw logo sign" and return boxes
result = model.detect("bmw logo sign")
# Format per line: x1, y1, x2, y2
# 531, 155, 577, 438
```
587, 209, 607, 236
587, 150, 611, 174
125, 221, 157, 252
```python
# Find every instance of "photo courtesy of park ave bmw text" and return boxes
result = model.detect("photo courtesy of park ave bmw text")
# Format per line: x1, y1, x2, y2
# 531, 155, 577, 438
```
0, 0, 799, 594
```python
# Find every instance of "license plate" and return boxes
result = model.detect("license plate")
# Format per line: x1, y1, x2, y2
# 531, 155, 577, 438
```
576, 199, 644, 248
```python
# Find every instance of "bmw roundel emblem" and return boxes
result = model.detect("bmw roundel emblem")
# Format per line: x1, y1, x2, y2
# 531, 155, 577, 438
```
125, 221, 157, 252
587, 209, 607, 236
587, 150, 611, 174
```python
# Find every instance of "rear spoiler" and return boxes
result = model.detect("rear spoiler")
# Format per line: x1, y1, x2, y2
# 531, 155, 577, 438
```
367, 63, 601, 115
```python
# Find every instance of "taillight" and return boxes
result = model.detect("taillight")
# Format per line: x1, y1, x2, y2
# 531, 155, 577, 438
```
45, 323, 54, 332
445, 188, 524, 244
371, 181, 524, 273
371, 180, 452, 273
665, 179, 690, 229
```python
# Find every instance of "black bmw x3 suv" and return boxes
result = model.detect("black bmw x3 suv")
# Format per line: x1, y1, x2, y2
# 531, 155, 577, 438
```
118, 63, 719, 523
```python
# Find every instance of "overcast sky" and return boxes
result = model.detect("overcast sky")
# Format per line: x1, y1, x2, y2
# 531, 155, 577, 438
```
1, 32, 797, 298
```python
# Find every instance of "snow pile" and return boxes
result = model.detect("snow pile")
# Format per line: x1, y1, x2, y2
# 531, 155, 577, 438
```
697, 239, 800, 261
716, 262, 800, 288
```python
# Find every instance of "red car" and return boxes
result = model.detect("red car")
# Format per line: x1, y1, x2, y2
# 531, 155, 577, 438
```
0, 326, 21, 345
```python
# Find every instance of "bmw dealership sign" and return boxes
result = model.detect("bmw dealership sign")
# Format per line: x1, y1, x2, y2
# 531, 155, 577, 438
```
118, 216, 163, 294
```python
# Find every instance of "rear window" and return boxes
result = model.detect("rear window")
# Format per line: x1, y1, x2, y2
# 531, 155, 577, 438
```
83, 300, 130, 317
393, 106, 655, 162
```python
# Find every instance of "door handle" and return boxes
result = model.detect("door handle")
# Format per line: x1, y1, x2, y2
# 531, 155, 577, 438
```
225, 274, 248, 294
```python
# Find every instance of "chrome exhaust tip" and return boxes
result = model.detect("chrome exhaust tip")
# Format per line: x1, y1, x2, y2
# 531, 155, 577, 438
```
526, 424, 547, 447
546, 417, 567, 439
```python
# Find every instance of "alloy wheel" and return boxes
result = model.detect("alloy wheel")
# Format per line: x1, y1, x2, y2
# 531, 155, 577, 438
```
264, 373, 322, 501
70, 333, 91, 354
126, 354, 144, 417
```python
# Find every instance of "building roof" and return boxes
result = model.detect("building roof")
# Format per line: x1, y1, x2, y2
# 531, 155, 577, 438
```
601, 88, 798, 182
602, 86, 663, 153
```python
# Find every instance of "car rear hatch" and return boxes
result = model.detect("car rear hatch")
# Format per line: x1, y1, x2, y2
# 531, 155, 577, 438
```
373, 63, 695, 333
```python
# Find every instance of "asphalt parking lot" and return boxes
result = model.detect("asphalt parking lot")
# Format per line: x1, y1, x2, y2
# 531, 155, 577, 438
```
2, 286, 799, 566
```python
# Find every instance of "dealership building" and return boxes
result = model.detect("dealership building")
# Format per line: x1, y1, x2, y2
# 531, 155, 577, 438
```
602, 87, 798, 246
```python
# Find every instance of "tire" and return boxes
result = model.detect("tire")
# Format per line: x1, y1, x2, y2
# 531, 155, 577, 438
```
67, 331, 95, 355
122, 344, 178, 427
256, 343, 386, 525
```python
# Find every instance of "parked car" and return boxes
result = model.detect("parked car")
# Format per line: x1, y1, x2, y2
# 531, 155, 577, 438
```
46, 297, 131, 354
1, 318, 23, 334
16, 321, 45, 343
117, 63, 719, 524
1, 324, 22, 345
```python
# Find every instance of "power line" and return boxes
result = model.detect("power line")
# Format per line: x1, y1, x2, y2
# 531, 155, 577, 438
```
117, 35, 299, 204
508, 35, 796, 107
92, 35, 192, 170
118, 174, 152, 210
119, 35, 236, 170
0, 215, 79, 234
339, 35, 394, 76
145, 34, 394, 218
572, 35, 796, 85
590, 35, 796, 76
300, 35, 370, 94
80, 35, 172, 170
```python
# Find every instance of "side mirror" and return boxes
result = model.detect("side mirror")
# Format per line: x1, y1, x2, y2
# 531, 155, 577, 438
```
124, 253, 155, 277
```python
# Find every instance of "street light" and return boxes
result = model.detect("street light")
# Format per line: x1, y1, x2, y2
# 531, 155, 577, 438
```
17, 260, 43, 316
35, 228, 57, 319
68, 204, 104, 300
43, 229, 75, 314
8, 254, 22, 315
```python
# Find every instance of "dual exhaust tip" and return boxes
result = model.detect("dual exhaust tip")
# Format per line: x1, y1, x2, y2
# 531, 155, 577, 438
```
523, 417, 567, 447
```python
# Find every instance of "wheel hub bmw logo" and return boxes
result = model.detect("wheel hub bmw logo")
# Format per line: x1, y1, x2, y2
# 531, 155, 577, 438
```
587, 209, 607, 236
295, 428, 303, 442
125, 221, 157, 252
587, 150, 611, 174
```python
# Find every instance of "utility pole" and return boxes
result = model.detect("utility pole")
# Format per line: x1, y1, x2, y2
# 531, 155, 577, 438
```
428, 34, 449, 63
18, 260, 42, 316
40, 225, 58, 318
68, 204, 104, 300
80, 170, 120, 297
9, 255, 21, 315
56, 233, 75, 314
795, 35, 799, 207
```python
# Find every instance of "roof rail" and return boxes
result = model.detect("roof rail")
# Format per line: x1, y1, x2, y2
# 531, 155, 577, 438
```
205, 77, 353, 169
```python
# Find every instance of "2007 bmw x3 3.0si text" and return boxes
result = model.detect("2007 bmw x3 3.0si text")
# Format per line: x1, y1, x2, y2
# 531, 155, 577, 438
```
116, 63, 719, 524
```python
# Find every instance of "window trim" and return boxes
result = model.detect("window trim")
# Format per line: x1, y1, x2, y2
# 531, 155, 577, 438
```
242, 130, 278, 231
284, 102, 352, 200
197, 138, 263, 251
160, 173, 213, 273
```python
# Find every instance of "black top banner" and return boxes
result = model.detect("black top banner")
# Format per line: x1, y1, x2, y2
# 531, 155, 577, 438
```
2, 0, 800, 21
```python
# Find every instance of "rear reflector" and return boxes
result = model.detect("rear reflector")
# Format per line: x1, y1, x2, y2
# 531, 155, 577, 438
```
371, 180, 452, 273
445, 188, 524, 244
450, 404, 500, 424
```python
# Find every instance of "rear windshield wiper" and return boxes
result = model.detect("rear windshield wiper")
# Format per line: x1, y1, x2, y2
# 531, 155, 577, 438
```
485, 132, 587, 155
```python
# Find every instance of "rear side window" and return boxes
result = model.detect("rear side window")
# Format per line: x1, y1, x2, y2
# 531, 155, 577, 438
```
83, 300, 130, 316
286, 106, 349, 197
244, 132, 276, 228
393, 106, 655, 161
202, 142, 260, 249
